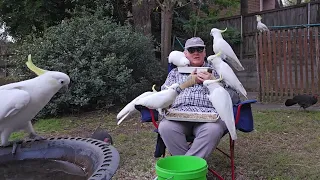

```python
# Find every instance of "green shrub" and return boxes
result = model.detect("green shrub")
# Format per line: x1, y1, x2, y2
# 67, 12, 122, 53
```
11, 15, 166, 117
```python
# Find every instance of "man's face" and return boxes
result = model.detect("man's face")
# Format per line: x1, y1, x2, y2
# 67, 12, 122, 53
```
184, 46, 206, 67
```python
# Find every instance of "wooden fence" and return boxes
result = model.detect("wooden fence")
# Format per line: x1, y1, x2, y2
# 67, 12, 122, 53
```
216, 1, 320, 92
256, 26, 320, 102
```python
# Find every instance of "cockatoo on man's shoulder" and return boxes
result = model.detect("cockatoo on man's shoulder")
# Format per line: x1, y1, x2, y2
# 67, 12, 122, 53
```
168, 51, 190, 67
116, 85, 157, 125
207, 51, 247, 99
0, 54, 70, 147
203, 75, 237, 140
210, 27, 245, 71
256, 15, 269, 32
134, 83, 179, 115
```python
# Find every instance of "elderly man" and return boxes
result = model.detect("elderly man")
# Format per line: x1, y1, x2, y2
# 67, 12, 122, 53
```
158, 37, 239, 158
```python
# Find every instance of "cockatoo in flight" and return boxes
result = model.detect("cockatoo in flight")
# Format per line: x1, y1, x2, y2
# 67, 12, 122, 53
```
207, 51, 247, 99
168, 50, 190, 67
203, 75, 237, 140
210, 27, 245, 71
256, 15, 269, 32
116, 85, 157, 125
0, 54, 70, 147
134, 83, 179, 115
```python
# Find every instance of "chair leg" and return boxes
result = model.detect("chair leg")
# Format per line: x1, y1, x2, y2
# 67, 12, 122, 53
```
208, 168, 224, 180
229, 134, 235, 180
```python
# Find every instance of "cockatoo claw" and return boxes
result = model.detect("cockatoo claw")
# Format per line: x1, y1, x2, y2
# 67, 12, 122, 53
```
0, 139, 24, 155
29, 133, 46, 141
11, 140, 24, 154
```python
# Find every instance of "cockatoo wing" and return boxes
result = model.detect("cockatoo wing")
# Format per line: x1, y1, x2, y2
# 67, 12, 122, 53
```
220, 62, 247, 98
0, 89, 31, 121
258, 22, 269, 32
207, 87, 237, 140
134, 90, 176, 110
117, 91, 155, 125
213, 40, 244, 71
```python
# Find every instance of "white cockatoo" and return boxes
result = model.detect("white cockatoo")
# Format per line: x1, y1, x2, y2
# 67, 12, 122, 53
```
203, 75, 237, 140
0, 54, 70, 147
207, 51, 247, 99
116, 85, 157, 125
134, 83, 179, 115
210, 27, 245, 71
256, 15, 269, 32
168, 50, 190, 67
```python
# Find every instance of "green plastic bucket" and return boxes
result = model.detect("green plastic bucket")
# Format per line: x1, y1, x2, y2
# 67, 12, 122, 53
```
155, 155, 208, 180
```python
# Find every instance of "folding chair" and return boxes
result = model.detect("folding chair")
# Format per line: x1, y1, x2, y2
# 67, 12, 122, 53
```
135, 63, 257, 180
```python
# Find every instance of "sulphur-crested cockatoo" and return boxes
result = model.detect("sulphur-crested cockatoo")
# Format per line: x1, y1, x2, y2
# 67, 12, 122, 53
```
210, 27, 244, 71
0, 54, 70, 147
203, 75, 237, 140
256, 15, 269, 32
168, 51, 190, 67
207, 51, 247, 99
134, 83, 179, 115
117, 85, 157, 125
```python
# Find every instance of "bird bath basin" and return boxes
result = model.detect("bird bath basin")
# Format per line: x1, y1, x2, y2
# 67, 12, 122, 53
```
0, 137, 120, 180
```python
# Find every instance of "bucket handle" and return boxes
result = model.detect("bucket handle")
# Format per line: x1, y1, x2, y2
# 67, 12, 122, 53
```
154, 176, 174, 180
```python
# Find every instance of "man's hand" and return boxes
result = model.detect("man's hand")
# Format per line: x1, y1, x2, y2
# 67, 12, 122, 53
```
192, 69, 212, 84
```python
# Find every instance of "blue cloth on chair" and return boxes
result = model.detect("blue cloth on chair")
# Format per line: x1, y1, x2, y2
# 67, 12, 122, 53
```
135, 105, 159, 122
168, 63, 177, 73
233, 99, 257, 132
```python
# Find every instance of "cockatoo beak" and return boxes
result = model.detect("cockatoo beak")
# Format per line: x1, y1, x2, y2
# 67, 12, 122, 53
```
218, 73, 223, 81
60, 85, 69, 93
152, 84, 157, 92
26, 54, 47, 76
220, 27, 227, 33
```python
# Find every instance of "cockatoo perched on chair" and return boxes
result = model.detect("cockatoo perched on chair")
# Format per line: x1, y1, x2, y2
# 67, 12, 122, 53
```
0, 54, 70, 147
256, 15, 269, 32
207, 51, 247, 99
168, 51, 190, 67
210, 27, 245, 71
203, 75, 237, 140
116, 85, 157, 125
134, 83, 180, 116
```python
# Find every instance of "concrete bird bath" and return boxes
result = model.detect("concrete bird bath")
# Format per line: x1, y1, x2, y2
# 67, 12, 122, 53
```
0, 137, 120, 180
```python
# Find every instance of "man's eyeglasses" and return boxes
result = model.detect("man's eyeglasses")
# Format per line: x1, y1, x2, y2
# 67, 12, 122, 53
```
187, 47, 205, 54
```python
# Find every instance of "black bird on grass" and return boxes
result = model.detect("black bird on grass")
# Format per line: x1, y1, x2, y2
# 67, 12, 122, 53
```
285, 94, 318, 110
91, 127, 113, 145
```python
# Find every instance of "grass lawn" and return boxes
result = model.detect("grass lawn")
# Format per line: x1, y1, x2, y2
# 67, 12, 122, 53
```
8, 109, 320, 180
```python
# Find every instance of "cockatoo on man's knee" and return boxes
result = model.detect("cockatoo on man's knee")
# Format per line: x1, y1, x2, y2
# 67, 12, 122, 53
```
203, 75, 237, 140
134, 83, 179, 115
207, 52, 247, 99
116, 85, 157, 125
0, 54, 70, 147
210, 27, 244, 71
256, 15, 269, 32
168, 51, 190, 67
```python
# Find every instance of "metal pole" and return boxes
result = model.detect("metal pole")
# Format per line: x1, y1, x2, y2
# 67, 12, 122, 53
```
240, 15, 243, 61
307, 2, 310, 39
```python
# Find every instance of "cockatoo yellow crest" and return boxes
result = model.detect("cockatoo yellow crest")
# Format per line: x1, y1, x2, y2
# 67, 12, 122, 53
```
26, 54, 47, 76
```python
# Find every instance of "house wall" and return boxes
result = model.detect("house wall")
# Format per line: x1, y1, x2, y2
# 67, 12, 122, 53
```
263, 0, 276, 10
248, 0, 261, 13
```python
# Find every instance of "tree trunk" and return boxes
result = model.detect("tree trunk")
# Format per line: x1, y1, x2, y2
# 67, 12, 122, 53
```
160, 7, 173, 69
111, 0, 128, 26
296, 0, 302, 4
132, 0, 156, 35
240, 0, 248, 15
